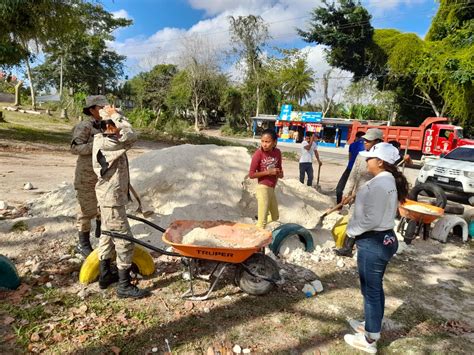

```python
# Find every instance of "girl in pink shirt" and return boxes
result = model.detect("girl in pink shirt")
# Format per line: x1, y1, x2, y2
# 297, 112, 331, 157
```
249, 129, 284, 228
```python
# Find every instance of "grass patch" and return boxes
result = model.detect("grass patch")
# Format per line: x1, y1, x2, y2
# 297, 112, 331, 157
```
0, 109, 73, 145
282, 151, 298, 161
10, 221, 28, 233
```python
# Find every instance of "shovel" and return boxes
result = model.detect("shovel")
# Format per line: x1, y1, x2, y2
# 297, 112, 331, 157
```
129, 184, 154, 218
313, 194, 355, 229
313, 202, 344, 229
315, 162, 322, 192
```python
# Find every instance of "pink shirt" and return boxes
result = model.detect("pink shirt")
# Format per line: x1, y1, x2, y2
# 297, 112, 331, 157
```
249, 148, 282, 188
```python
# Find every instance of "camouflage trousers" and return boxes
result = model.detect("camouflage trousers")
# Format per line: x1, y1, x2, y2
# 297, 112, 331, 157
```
99, 205, 134, 270
75, 188, 99, 232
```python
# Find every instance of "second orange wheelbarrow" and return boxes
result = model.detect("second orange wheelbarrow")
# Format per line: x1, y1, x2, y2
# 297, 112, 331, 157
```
397, 199, 444, 244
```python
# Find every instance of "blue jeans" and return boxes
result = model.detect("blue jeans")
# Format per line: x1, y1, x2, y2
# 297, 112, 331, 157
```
299, 162, 313, 186
356, 230, 398, 338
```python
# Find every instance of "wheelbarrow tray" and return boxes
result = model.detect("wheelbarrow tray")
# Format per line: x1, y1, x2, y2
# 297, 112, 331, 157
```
399, 199, 444, 224
162, 220, 272, 263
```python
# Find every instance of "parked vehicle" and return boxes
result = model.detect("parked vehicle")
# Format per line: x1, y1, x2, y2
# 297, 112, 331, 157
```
348, 117, 474, 160
416, 145, 474, 204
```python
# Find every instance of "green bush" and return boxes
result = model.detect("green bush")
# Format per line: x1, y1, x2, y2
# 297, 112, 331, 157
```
127, 108, 157, 128
220, 122, 252, 137
164, 117, 190, 140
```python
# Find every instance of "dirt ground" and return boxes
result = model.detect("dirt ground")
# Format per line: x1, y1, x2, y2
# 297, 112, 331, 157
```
1, 136, 473, 354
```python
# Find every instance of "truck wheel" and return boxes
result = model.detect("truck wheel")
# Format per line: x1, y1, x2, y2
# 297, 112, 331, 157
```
408, 183, 447, 209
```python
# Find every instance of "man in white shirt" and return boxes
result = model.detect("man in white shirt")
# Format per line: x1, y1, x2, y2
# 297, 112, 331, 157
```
299, 133, 322, 186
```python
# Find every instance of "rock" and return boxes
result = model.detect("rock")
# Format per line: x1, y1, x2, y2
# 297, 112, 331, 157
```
31, 262, 43, 275
0, 201, 8, 209
182, 271, 191, 280
203, 307, 210, 313
242, 349, 251, 354
311, 280, 324, 293
336, 259, 345, 268
45, 282, 52, 288
152, 347, 158, 353
68, 258, 83, 265
59, 254, 71, 261
23, 182, 34, 190
310, 254, 321, 263
232, 344, 242, 354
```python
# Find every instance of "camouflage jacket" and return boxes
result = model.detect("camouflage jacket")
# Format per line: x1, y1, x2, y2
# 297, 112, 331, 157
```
343, 154, 373, 197
92, 126, 138, 207
71, 119, 101, 189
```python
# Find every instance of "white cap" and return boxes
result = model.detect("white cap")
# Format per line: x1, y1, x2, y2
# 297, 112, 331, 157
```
359, 142, 400, 165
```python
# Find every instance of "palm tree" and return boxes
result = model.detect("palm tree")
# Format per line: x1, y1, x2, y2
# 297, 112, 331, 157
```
281, 58, 315, 105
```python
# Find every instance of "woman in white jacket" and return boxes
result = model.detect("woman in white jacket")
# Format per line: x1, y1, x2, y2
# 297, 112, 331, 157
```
343, 142, 409, 354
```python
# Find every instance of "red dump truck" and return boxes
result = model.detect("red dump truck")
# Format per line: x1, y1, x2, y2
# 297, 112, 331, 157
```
347, 117, 474, 159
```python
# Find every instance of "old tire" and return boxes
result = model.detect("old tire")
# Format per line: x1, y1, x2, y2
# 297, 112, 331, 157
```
270, 223, 314, 256
0, 255, 20, 290
237, 254, 279, 296
408, 183, 447, 208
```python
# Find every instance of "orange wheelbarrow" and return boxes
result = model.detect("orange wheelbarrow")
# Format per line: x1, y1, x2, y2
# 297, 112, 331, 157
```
397, 199, 444, 244
103, 215, 280, 301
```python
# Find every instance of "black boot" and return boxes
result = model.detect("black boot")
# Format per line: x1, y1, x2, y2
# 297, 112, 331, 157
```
335, 236, 355, 257
117, 269, 150, 299
76, 231, 93, 257
99, 259, 119, 289
95, 219, 101, 238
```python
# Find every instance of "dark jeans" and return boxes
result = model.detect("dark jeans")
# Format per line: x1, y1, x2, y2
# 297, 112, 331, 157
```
335, 167, 351, 204
356, 230, 398, 337
299, 162, 313, 186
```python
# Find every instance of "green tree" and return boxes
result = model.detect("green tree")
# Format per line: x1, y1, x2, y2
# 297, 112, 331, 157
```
32, 2, 131, 97
298, 0, 374, 78
228, 15, 270, 117
280, 58, 315, 105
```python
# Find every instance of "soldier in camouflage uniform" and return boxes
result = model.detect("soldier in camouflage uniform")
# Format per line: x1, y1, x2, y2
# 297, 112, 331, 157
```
71, 95, 109, 256
92, 107, 149, 298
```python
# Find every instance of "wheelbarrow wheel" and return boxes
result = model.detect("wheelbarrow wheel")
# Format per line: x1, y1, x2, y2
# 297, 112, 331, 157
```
404, 220, 417, 245
236, 254, 279, 296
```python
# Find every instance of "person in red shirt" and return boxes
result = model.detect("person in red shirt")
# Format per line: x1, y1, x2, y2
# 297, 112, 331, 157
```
249, 129, 284, 228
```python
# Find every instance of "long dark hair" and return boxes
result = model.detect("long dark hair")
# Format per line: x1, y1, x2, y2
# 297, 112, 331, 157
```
382, 161, 409, 203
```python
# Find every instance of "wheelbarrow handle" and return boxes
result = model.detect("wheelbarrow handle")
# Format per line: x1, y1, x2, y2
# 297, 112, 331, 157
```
103, 230, 181, 257
126, 213, 166, 233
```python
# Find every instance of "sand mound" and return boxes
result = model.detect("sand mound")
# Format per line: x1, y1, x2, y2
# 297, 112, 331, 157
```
28, 145, 334, 246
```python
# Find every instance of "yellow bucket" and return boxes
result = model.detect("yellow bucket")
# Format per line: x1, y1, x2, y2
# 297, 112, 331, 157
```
332, 215, 349, 248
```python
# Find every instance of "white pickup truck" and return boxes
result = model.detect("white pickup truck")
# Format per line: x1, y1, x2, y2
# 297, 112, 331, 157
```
417, 145, 474, 205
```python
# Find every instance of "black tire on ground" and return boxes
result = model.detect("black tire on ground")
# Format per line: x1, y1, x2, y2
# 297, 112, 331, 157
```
408, 182, 447, 209
236, 254, 279, 296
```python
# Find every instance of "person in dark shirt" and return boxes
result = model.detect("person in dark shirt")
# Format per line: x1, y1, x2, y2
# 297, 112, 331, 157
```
249, 129, 284, 229
335, 131, 365, 204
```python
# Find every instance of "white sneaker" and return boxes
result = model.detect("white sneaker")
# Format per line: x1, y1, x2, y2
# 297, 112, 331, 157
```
344, 333, 377, 354
348, 319, 365, 333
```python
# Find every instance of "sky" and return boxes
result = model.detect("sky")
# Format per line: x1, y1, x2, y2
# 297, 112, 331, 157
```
98, 0, 439, 103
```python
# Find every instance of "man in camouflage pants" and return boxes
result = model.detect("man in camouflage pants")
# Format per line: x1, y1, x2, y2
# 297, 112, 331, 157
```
93, 107, 149, 298
71, 95, 109, 256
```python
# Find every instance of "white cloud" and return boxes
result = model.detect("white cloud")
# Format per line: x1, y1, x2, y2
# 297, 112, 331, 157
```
364, 0, 427, 14
110, 0, 324, 74
111, 9, 133, 20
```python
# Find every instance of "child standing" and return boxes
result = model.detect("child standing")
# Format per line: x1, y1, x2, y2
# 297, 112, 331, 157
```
299, 133, 322, 186
249, 129, 284, 229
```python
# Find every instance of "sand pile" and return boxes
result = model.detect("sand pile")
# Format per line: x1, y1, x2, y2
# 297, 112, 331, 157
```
28, 145, 334, 246
181, 228, 239, 248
